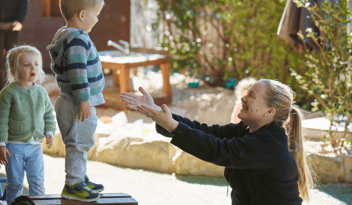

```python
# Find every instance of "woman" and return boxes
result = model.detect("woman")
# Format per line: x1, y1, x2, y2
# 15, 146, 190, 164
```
120, 79, 314, 205
0, 0, 29, 90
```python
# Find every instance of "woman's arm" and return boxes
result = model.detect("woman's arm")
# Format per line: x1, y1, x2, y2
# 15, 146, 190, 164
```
121, 87, 247, 139
171, 125, 288, 169
155, 113, 247, 140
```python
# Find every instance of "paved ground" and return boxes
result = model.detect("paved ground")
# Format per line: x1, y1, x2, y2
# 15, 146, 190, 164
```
0, 154, 351, 205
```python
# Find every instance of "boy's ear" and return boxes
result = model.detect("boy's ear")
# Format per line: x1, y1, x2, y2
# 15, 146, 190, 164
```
78, 10, 86, 21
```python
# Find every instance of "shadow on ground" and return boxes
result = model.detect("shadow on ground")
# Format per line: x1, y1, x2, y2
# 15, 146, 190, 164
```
175, 174, 227, 187
317, 183, 352, 204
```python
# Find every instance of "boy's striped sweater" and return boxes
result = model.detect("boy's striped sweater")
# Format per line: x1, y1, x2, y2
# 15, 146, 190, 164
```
47, 27, 105, 106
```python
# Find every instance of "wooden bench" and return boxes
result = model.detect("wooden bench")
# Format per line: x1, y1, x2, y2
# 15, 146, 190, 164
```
28, 193, 138, 205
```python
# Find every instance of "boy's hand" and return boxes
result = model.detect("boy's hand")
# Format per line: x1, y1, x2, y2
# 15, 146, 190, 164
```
45, 134, 54, 149
79, 101, 91, 122
0, 146, 10, 165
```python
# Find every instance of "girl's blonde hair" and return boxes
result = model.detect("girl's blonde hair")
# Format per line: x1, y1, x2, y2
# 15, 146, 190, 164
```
6, 45, 45, 84
259, 79, 315, 201
59, 0, 105, 22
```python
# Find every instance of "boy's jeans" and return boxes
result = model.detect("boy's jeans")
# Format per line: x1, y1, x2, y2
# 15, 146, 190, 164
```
5, 143, 45, 204
55, 94, 97, 186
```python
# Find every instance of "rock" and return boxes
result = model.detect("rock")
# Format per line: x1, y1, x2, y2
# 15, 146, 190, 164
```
174, 149, 224, 177
92, 132, 176, 173
308, 153, 344, 183
342, 155, 352, 182
42, 132, 66, 157
91, 135, 140, 164
119, 138, 176, 173
42, 132, 105, 159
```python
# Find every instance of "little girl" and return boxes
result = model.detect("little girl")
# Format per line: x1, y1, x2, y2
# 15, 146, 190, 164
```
0, 45, 56, 204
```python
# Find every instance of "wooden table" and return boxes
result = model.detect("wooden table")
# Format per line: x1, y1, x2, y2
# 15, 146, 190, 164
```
29, 193, 138, 205
99, 48, 172, 109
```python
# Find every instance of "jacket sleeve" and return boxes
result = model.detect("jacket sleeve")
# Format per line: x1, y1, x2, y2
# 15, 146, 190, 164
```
16, 0, 28, 23
43, 89, 56, 134
65, 36, 91, 103
170, 122, 289, 169
156, 113, 248, 140
0, 89, 11, 143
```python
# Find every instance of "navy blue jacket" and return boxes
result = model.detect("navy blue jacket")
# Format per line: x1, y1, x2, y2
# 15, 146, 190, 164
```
0, 0, 28, 23
156, 114, 302, 205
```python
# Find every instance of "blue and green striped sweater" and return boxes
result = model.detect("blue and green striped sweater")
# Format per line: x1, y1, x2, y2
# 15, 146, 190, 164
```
47, 26, 105, 106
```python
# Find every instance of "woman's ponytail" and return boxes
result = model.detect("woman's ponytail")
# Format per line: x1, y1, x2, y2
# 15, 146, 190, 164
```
286, 106, 315, 201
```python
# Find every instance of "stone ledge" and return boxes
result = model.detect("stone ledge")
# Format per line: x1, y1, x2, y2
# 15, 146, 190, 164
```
308, 153, 344, 183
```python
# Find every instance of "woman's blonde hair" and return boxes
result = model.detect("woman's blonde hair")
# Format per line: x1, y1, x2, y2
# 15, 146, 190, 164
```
259, 79, 315, 201
59, 0, 105, 22
6, 45, 45, 84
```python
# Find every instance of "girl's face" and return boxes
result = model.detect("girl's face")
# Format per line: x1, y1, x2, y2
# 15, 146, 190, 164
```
15, 53, 40, 87
237, 81, 272, 124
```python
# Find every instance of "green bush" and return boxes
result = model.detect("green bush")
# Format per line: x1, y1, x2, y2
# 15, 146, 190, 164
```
152, 0, 309, 103
291, 0, 352, 147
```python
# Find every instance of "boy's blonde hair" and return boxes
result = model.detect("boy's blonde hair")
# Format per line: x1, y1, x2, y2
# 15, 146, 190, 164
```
59, 0, 105, 22
6, 45, 45, 84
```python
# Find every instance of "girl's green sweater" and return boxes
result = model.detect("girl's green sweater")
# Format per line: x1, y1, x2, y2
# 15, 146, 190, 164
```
0, 83, 56, 143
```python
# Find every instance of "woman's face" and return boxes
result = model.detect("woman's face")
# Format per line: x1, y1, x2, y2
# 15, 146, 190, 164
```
237, 81, 271, 124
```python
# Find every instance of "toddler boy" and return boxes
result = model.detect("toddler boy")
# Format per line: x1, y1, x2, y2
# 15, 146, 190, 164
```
46, 0, 105, 202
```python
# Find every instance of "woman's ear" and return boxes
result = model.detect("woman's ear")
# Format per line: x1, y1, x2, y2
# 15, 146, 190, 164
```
265, 108, 276, 117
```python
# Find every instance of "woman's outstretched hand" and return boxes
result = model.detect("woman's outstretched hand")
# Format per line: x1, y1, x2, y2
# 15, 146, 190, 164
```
138, 104, 178, 133
121, 87, 179, 133
120, 87, 161, 111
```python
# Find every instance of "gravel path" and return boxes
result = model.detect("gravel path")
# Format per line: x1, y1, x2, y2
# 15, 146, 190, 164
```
0, 154, 350, 205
